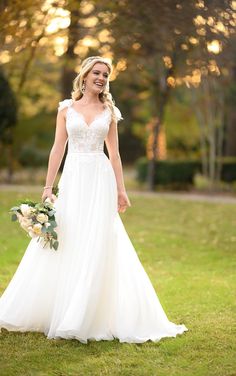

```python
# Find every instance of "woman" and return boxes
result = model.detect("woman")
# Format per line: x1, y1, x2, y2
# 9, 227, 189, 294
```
0, 56, 187, 343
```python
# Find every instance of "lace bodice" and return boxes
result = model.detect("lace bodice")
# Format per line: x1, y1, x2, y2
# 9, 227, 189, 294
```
58, 99, 122, 153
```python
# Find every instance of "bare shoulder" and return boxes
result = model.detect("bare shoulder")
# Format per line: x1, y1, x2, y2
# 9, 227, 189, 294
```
57, 106, 67, 120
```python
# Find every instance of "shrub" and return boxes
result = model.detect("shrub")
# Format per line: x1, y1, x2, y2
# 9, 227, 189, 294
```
221, 161, 236, 182
18, 145, 48, 167
136, 157, 236, 186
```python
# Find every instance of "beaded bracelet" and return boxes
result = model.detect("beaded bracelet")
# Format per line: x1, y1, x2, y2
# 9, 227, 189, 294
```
44, 185, 53, 189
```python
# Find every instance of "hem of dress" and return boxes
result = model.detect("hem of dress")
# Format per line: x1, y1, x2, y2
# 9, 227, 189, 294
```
0, 320, 188, 344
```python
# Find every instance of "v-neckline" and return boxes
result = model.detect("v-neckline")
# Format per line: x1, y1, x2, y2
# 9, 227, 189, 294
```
70, 102, 109, 128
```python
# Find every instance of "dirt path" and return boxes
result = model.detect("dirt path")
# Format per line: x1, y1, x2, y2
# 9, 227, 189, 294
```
1, 184, 236, 204
129, 190, 236, 204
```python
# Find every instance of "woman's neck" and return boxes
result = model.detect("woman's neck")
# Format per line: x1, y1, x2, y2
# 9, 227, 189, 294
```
78, 91, 101, 105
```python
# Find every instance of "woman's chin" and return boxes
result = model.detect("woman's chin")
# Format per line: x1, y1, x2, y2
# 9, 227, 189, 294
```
85, 86, 103, 95
93, 86, 103, 93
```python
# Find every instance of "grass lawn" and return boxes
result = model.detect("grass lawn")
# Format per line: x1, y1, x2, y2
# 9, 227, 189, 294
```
0, 189, 235, 376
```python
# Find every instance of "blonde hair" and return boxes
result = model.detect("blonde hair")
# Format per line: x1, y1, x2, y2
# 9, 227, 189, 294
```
71, 56, 116, 119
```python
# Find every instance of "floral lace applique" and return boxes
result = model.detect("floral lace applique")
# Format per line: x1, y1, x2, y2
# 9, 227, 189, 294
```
57, 99, 123, 153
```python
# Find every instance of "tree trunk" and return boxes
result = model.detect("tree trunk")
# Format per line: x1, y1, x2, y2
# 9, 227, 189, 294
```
60, 1, 83, 171
61, 1, 83, 99
147, 117, 160, 191
146, 53, 176, 191
192, 90, 208, 177
6, 144, 14, 183
192, 77, 226, 190
215, 86, 224, 183
224, 66, 236, 156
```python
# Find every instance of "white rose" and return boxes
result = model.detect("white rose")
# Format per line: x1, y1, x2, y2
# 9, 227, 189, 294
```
36, 213, 48, 224
17, 212, 23, 221
28, 229, 38, 238
20, 217, 33, 231
32, 223, 42, 235
20, 204, 33, 217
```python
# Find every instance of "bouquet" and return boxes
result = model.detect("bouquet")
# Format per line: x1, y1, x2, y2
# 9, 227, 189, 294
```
10, 197, 59, 250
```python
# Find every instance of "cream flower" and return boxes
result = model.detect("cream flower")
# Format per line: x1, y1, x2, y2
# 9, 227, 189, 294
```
20, 204, 33, 217
28, 229, 38, 238
36, 213, 48, 224
17, 212, 23, 221
32, 223, 42, 235
20, 217, 33, 231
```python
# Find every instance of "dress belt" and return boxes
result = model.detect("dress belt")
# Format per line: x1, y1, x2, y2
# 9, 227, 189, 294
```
67, 151, 105, 155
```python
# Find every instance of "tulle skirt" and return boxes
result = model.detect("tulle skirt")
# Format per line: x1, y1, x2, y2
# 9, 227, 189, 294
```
0, 151, 188, 343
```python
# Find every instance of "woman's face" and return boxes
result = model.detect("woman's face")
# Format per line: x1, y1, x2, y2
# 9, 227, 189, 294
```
84, 62, 109, 94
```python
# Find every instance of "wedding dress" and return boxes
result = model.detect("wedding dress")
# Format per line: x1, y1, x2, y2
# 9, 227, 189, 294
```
0, 99, 188, 343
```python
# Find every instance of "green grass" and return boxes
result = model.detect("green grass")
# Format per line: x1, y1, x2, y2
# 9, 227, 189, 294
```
0, 190, 235, 376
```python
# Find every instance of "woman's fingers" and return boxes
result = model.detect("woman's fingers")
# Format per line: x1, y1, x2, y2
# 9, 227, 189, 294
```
118, 202, 129, 212
41, 193, 53, 203
117, 192, 131, 212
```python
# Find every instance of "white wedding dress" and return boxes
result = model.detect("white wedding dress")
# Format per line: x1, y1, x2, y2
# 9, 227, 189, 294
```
0, 99, 188, 343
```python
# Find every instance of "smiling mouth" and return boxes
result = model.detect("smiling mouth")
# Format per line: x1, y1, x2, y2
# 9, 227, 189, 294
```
94, 82, 104, 88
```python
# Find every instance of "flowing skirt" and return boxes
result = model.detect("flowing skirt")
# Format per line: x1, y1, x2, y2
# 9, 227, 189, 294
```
0, 152, 188, 343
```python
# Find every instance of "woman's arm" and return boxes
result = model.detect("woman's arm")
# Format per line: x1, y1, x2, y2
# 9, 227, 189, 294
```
105, 118, 131, 213
42, 108, 68, 202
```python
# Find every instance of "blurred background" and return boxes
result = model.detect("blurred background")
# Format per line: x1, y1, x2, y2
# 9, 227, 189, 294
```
0, 4, 236, 374
0, 0, 235, 193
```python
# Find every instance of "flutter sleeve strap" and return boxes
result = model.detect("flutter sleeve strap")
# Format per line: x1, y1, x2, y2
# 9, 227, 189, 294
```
58, 99, 73, 112
114, 106, 123, 122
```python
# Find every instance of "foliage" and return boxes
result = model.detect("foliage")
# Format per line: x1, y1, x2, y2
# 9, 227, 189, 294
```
97, 0, 235, 189
221, 158, 236, 182
0, 70, 17, 144
0, 0, 235, 190
165, 89, 200, 158
136, 157, 236, 187
18, 144, 49, 167
136, 157, 201, 188
0, 190, 235, 375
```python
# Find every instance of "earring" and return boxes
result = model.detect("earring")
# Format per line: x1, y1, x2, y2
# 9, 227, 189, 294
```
82, 81, 86, 94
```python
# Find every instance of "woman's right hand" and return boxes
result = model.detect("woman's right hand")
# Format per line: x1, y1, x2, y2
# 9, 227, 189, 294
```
42, 187, 53, 203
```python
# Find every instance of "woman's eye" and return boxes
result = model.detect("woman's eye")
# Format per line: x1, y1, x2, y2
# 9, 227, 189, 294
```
93, 71, 108, 78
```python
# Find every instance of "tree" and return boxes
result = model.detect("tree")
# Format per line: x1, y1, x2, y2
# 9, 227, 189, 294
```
0, 69, 18, 181
1, 0, 235, 187
96, 0, 197, 189
187, 0, 236, 186
97, 0, 236, 189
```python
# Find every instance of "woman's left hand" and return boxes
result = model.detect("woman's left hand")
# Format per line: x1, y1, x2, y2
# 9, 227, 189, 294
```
118, 191, 131, 213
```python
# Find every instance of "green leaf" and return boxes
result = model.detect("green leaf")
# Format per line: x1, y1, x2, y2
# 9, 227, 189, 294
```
11, 214, 17, 222
48, 210, 55, 217
51, 230, 58, 239
10, 206, 20, 212
53, 241, 59, 250
22, 200, 36, 206
50, 221, 57, 228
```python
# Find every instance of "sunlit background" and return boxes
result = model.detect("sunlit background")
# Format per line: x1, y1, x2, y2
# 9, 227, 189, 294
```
0, 0, 235, 191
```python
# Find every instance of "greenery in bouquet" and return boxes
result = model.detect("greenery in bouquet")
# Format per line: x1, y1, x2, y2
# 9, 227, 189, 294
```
10, 192, 59, 250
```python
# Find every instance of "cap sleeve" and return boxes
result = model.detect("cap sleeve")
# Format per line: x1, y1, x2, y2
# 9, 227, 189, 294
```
114, 106, 123, 122
58, 99, 73, 112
